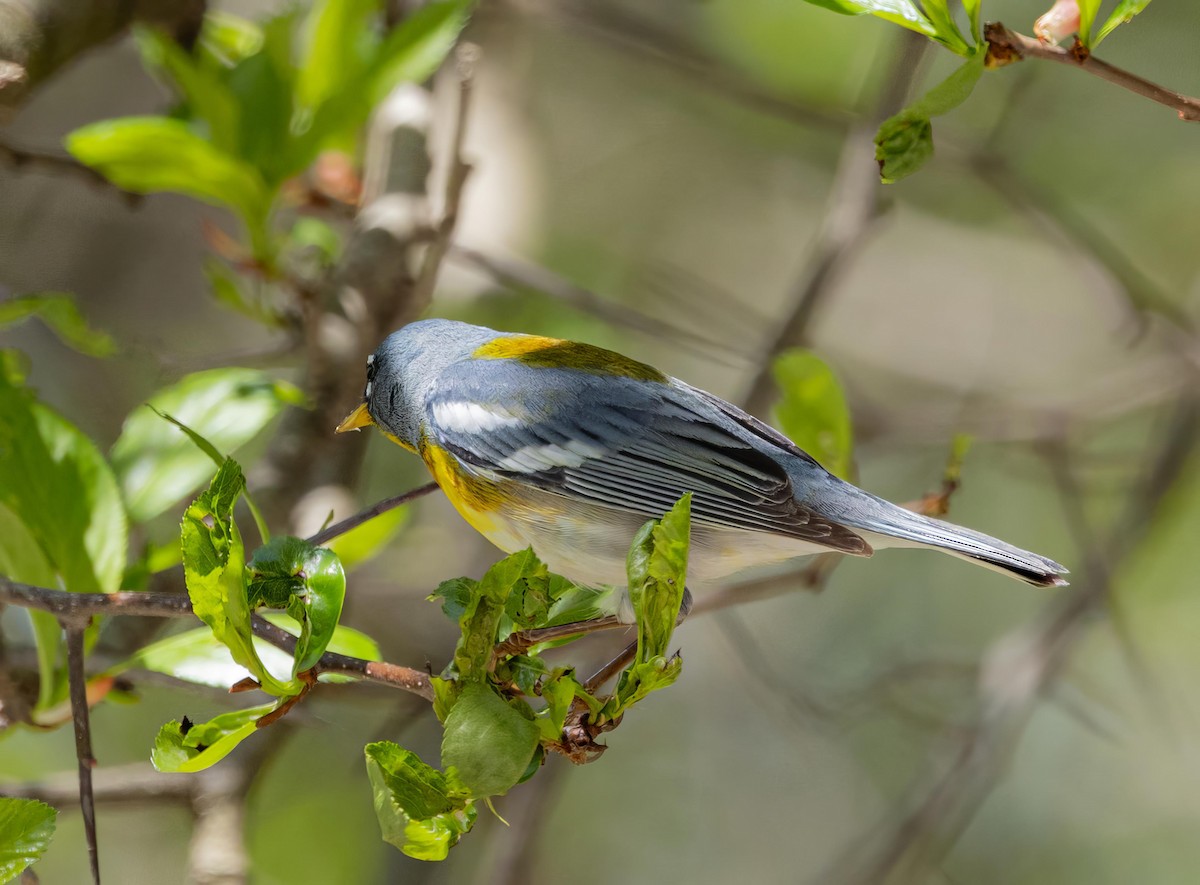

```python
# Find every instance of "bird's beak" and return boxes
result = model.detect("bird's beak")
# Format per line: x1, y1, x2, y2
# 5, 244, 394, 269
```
336, 402, 374, 433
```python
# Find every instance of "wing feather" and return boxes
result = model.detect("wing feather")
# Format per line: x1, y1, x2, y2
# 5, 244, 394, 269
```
428, 362, 869, 555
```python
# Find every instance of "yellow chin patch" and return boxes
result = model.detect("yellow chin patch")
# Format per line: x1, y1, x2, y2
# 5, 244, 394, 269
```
336, 402, 374, 433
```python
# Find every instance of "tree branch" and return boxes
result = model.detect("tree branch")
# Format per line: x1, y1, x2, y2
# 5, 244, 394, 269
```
0, 577, 435, 701
984, 22, 1200, 122
63, 624, 100, 885
0, 0, 206, 113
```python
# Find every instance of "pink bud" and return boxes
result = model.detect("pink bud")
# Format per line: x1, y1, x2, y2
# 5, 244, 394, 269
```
1034, 0, 1081, 45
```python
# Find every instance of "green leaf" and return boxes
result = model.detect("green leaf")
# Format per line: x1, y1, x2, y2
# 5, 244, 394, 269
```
65, 116, 270, 229
0, 371, 127, 596
0, 292, 116, 357
874, 49, 986, 183
608, 495, 691, 717
111, 368, 298, 522
0, 504, 62, 709
772, 349, 854, 480
204, 259, 284, 327
367, 0, 474, 105
246, 536, 346, 675
441, 682, 539, 798
135, 26, 241, 153
535, 668, 600, 741
915, 0, 971, 54
112, 616, 380, 689
180, 460, 291, 696
225, 11, 298, 186
963, 0, 982, 41
797, 0, 938, 42
151, 704, 275, 773
1095, 0, 1153, 45
1077, 0, 1102, 47
327, 504, 409, 572
626, 495, 690, 667
451, 548, 544, 682
296, 0, 378, 111
0, 798, 56, 882
196, 12, 263, 69
365, 741, 477, 861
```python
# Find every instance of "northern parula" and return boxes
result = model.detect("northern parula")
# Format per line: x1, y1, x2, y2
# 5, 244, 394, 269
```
337, 319, 1067, 592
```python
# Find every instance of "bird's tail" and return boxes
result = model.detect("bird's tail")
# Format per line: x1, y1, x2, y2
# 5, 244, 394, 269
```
822, 488, 1068, 587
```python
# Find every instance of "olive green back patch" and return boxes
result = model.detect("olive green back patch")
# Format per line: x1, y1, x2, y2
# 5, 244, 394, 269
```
473, 335, 667, 383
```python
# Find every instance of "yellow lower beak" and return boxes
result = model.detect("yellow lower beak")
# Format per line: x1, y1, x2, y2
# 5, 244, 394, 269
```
336, 402, 375, 433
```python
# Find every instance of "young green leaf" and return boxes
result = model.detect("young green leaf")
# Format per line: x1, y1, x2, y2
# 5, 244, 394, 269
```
608, 495, 691, 717
874, 49, 986, 183
963, 0, 982, 41
0, 798, 56, 883
797, 1, 939, 43
365, 741, 477, 861
1095, 0, 1153, 46
196, 11, 264, 69
0, 504, 63, 710
440, 682, 539, 798
224, 11, 299, 187
204, 259, 284, 327
152, 704, 276, 773
0, 292, 116, 357
135, 26, 241, 153
367, 0, 475, 105
535, 668, 601, 742
247, 536, 346, 676
296, 0, 378, 112
111, 368, 300, 522
1076, 0, 1102, 47
451, 547, 544, 682
65, 116, 270, 229
773, 349, 854, 481
0, 371, 128, 596
626, 494, 690, 666
181, 459, 290, 696
112, 616, 380, 689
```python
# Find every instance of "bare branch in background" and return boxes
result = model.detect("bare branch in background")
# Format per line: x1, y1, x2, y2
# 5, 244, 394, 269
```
305, 482, 438, 547
742, 31, 930, 416
829, 391, 1200, 884
506, 0, 852, 131
412, 42, 480, 307
63, 624, 100, 885
0, 0, 206, 113
0, 138, 142, 204
449, 245, 749, 362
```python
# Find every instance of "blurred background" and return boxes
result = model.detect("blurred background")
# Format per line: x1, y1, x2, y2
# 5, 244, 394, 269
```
3, 0, 1200, 882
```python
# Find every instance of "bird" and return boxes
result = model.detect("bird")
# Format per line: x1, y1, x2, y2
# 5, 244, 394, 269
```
336, 319, 1067, 598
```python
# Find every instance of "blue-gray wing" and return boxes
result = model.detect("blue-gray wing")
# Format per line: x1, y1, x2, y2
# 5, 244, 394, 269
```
426, 361, 869, 555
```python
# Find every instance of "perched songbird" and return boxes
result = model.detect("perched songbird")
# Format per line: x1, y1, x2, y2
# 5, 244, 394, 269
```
337, 319, 1067, 595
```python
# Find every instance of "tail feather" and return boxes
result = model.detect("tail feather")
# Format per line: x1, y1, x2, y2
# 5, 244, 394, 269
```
828, 491, 1069, 587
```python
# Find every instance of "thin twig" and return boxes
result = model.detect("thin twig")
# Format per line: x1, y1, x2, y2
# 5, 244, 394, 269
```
0, 138, 142, 205
984, 22, 1200, 123
412, 42, 479, 307
63, 623, 100, 885
0, 578, 436, 701
305, 482, 438, 547
448, 244, 752, 363
829, 390, 1200, 884
742, 31, 930, 416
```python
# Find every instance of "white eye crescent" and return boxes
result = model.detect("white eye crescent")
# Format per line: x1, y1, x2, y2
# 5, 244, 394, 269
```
364, 381, 374, 397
